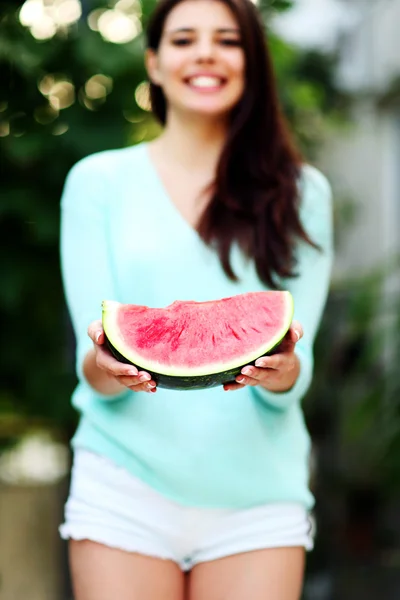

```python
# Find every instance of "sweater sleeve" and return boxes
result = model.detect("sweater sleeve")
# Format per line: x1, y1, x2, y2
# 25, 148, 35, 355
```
251, 165, 334, 411
60, 154, 122, 391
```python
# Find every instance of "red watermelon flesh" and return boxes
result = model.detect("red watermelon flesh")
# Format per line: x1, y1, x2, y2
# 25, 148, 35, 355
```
102, 292, 293, 390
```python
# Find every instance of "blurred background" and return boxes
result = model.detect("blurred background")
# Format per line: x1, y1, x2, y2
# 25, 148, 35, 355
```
1, 0, 400, 598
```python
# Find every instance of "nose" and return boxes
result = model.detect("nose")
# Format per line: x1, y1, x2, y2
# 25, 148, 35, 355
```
194, 35, 216, 62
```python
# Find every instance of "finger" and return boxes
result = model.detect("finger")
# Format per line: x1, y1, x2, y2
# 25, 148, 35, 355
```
118, 371, 154, 387
255, 357, 273, 368
223, 381, 246, 392
254, 355, 284, 369
290, 320, 303, 343
130, 380, 157, 393
256, 351, 298, 371
119, 377, 157, 393
235, 375, 259, 386
96, 347, 139, 377
88, 320, 104, 345
240, 365, 273, 379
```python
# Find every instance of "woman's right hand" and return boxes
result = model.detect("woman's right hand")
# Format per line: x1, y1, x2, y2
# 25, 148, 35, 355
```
87, 320, 157, 393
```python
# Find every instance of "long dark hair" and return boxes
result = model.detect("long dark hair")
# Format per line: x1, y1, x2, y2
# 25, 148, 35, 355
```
146, 0, 317, 288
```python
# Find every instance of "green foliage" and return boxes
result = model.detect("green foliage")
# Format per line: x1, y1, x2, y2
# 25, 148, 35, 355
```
269, 36, 349, 157
305, 261, 400, 494
0, 0, 346, 435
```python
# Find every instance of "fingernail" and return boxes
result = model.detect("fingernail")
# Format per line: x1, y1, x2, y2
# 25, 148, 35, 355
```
146, 382, 156, 389
242, 367, 252, 376
237, 377, 245, 384
95, 332, 101, 343
295, 330, 300, 341
255, 359, 265, 367
139, 374, 151, 382
128, 369, 138, 376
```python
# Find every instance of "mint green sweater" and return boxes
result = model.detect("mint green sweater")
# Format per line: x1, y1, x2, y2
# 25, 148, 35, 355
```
60, 142, 333, 509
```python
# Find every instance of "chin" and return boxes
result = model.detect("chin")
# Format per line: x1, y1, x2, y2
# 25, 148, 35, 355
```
183, 100, 240, 119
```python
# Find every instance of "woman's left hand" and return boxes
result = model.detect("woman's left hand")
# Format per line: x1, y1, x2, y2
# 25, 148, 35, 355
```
223, 321, 303, 393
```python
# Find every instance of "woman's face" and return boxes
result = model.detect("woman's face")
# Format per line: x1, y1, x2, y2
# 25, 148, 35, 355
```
146, 0, 245, 119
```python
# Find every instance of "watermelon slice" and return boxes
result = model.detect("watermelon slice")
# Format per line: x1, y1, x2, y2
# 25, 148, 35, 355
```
102, 291, 294, 391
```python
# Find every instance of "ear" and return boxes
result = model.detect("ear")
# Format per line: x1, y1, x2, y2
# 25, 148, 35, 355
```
145, 49, 162, 86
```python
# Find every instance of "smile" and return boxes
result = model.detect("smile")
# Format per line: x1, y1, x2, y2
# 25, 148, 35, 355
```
184, 75, 227, 91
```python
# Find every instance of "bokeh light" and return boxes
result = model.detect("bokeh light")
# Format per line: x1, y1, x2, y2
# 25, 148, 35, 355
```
97, 10, 141, 44
0, 122, 10, 137
87, 8, 106, 32
34, 105, 59, 125
78, 90, 96, 111
19, 0, 82, 40
88, 0, 142, 44
115, 0, 141, 16
38, 75, 75, 110
52, 123, 69, 135
53, 0, 82, 26
84, 74, 113, 100
135, 81, 151, 111
38, 74, 56, 96
49, 82, 75, 110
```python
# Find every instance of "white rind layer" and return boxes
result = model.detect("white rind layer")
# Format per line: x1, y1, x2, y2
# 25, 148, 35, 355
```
102, 293, 294, 377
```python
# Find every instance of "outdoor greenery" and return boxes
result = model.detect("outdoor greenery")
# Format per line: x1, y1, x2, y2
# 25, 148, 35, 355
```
303, 265, 400, 588
306, 263, 400, 491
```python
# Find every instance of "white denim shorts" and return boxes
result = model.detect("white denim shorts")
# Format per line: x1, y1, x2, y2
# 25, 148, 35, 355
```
59, 449, 314, 571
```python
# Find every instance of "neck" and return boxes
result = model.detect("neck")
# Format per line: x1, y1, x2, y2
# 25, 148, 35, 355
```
154, 110, 229, 174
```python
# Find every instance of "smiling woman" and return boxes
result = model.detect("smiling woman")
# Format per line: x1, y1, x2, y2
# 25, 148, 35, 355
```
59, 0, 333, 598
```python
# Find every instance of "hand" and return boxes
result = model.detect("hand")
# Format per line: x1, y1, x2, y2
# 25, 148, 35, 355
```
223, 321, 303, 393
87, 320, 157, 393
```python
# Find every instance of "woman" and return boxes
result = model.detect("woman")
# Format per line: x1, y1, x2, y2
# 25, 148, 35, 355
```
59, 0, 333, 598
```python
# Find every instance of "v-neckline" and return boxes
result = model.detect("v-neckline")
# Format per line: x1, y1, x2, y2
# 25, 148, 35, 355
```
142, 142, 205, 240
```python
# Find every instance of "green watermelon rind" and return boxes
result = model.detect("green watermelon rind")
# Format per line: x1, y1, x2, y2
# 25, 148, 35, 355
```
102, 293, 294, 391
105, 332, 289, 390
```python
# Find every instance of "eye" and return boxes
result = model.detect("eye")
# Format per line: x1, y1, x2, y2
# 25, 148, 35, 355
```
171, 38, 192, 46
219, 38, 242, 46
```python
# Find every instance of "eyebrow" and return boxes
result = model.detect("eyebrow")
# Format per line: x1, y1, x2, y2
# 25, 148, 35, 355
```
167, 27, 240, 34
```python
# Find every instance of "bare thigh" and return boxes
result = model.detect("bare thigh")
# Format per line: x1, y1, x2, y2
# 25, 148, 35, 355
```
69, 539, 185, 600
188, 547, 305, 600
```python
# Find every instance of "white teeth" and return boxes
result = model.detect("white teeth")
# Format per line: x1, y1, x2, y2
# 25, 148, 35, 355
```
188, 76, 223, 88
